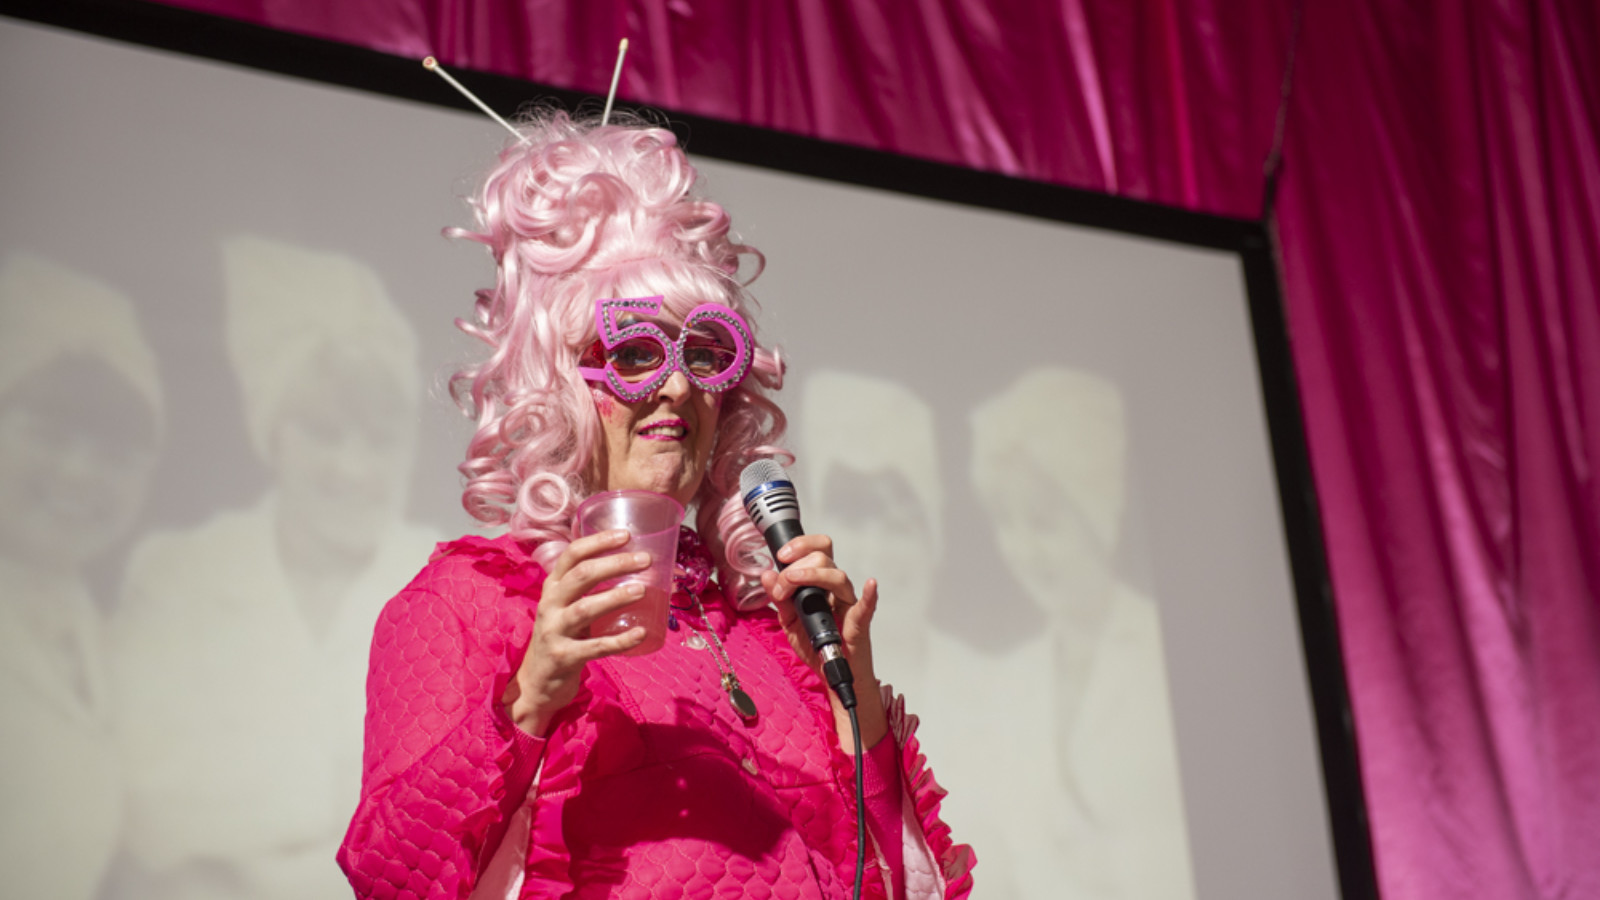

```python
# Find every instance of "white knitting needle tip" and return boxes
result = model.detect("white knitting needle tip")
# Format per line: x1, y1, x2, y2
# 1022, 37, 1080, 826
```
601, 38, 630, 126
423, 56, 524, 142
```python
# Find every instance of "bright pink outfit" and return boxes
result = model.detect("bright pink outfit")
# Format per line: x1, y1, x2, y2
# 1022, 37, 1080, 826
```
338, 534, 975, 898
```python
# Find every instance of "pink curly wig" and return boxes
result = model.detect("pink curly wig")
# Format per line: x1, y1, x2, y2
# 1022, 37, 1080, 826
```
449, 111, 787, 604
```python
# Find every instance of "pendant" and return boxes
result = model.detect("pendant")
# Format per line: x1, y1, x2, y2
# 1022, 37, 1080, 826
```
721, 673, 759, 718
686, 632, 708, 651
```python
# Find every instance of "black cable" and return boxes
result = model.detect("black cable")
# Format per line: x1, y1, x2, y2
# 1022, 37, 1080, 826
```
848, 704, 865, 900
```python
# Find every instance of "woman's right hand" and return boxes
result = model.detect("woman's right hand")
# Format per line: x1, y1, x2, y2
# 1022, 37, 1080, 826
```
501, 530, 652, 737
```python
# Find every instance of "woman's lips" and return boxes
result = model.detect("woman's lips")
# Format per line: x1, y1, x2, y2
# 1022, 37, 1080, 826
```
638, 418, 688, 441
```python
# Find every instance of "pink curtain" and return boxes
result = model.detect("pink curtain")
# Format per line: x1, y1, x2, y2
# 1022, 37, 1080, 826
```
149, 1, 1600, 896
1275, 3, 1600, 897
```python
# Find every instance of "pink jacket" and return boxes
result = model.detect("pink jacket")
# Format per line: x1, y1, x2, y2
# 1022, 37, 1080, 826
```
338, 534, 975, 899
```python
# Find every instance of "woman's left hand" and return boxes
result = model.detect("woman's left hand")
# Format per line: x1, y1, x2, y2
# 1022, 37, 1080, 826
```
761, 533, 888, 751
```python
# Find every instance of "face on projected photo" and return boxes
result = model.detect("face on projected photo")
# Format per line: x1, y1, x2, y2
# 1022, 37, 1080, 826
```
268, 342, 414, 557
971, 367, 1126, 631
816, 467, 935, 587
801, 371, 941, 693
0, 359, 161, 568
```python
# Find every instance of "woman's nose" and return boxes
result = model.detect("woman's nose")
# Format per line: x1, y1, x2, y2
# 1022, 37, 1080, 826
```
655, 369, 693, 405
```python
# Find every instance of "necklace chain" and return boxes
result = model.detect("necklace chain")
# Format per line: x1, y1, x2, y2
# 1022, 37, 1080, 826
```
683, 592, 757, 718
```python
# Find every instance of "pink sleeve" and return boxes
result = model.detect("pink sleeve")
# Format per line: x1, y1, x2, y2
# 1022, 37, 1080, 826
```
862, 733, 907, 900
336, 545, 547, 899
881, 685, 978, 900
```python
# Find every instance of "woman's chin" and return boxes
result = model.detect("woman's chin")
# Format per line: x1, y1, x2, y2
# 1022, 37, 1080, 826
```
612, 462, 702, 505
629, 480, 698, 507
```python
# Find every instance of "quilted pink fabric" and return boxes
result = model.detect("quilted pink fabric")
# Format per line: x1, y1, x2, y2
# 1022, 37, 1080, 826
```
338, 534, 975, 898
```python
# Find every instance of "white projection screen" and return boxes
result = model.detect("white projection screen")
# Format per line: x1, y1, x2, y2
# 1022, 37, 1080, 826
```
0, 14, 1355, 900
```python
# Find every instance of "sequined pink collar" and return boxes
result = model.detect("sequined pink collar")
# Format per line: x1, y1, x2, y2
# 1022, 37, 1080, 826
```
672, 526, 714, 597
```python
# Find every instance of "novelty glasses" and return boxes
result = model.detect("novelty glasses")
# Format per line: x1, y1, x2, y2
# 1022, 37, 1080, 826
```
577, 295, 754, 402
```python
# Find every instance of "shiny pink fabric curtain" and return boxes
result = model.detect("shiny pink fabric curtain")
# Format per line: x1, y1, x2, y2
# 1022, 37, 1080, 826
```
149, 1, 1600, 897
1276, 3, 1600, 897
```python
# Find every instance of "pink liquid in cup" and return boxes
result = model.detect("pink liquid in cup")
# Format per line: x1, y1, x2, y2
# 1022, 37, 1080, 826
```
573, 490, 683, 657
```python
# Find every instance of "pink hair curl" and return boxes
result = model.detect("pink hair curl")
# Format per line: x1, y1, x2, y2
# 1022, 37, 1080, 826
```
449, 111, 786, 605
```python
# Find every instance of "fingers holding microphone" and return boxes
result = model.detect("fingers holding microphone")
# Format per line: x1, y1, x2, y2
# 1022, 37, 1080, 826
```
761, 533, 888, 749
763, 535, 880, 670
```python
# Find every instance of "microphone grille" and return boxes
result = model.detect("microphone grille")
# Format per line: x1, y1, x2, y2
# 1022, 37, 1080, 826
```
740, 459, 789, 494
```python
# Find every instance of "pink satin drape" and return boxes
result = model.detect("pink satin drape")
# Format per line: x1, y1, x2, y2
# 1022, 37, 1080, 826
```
1276, 3, 1600, 897
148, 1, 1600, 897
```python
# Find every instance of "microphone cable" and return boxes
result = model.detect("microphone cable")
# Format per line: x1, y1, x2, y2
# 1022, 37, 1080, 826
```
849, 705, 865, 900
739, 459, 867, 898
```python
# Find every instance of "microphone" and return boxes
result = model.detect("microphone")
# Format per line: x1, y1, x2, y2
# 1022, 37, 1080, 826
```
740, 459, 857, 709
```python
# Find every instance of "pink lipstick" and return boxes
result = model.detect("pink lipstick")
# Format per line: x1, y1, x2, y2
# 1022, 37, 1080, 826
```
638, 417, 688, 441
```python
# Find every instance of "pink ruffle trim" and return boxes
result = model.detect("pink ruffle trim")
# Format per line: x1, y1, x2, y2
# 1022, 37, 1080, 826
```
740, 600, 974, 898
741, 605, 877, 897
882, 684, 977, 899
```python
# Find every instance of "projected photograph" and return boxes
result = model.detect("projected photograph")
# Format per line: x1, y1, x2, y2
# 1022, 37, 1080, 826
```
0, 16, 1336, 900
799, 366, 1192, 898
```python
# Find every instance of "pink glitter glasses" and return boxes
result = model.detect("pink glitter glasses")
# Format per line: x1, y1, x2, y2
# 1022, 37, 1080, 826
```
577, 295, 754, 402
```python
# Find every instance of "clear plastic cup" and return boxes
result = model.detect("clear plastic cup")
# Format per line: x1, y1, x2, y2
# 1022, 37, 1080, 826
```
572, 489, 683, 656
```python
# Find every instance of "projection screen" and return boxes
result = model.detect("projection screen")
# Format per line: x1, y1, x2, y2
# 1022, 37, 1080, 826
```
0, 15, 1345, 900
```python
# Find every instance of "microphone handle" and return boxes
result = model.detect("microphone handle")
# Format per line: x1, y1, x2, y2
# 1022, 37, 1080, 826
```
763, 517, 856, 709
765, 519, 841, 648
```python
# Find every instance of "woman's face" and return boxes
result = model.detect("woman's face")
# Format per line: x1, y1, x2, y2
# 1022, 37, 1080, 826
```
592, 368, 722, 506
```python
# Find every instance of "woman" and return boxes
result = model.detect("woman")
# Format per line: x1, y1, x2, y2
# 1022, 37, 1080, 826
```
0, 251, 163, 899
112, 236, 441, 900
337, 114, 974, 899
931, 368, 1192, 899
